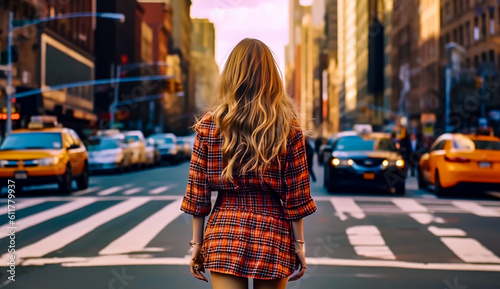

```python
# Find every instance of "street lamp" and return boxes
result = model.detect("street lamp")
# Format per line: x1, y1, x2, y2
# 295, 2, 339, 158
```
4, 11, 125, 135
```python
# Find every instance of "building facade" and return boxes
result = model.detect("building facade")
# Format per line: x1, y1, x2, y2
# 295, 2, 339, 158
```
191, 18, 219, 114
438, 0, 500, 132
1, 0, 96, 136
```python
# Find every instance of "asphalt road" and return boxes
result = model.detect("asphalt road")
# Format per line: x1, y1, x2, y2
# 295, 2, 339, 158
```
0, 159, 500, 289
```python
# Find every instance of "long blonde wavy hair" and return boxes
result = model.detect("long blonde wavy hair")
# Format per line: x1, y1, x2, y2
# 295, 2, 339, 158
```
195, 38, 302, 184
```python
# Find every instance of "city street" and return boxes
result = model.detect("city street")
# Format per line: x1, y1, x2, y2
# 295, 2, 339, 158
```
1, 161, 499, 289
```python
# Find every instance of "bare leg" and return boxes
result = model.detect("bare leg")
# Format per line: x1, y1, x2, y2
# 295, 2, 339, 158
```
210, 271, 249, 289
254, 277, 288, 289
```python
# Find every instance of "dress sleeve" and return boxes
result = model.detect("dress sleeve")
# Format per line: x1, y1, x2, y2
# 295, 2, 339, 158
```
280, 128, 318, 220
180, 129, 212, 216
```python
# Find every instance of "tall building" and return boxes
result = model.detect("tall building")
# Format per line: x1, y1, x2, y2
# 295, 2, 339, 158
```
324, 0, 339, 135
137, 1, 178, 135
390, 0, 440, 133
170, 0, 195, 132
0, 0, 96, 136
438, 0, 500, 131
286, 0, 326, 134
285, 0, 304, 111
94, 0, 145, 130
191, 19, 219, 113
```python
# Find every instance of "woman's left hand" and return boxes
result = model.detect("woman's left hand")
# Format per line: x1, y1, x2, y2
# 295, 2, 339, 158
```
190, 246, 207, 282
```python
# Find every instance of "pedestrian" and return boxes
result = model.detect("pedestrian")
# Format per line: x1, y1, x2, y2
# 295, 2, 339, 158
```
180, 38, 317, 289
315, 137, 323, 166
407, 132, 423, 176
305, 136, 317, 182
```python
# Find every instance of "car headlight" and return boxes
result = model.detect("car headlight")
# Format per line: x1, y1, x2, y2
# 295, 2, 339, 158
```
0, 160, 10, 167
386, 159, 405, 167
332, 158, 353, 167
38, 156, 59, 166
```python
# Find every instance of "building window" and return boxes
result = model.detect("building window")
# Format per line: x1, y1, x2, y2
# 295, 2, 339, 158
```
453, 0, 458, 17
440, 7, 444, 27
465, 21, 471, 46
489, 50, 495, 66
481, 13, 487, 39
489, 7, 495, 35
474, 17, 479, 41
459, 25, 464, 45
453, 28, 458, 43
459, 0, 463, 13
445, 2, 451, 22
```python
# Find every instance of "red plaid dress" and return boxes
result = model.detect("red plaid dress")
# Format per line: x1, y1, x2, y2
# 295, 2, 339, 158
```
180, 113, 317, 280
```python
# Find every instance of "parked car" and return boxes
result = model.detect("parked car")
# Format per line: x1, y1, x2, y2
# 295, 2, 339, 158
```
0, 116, 89, 194
324, 131, 407, 195
124, 131, 147, 169
87, 136, 133, 173
150, 133, 183, 164
418, 133, 500, 196
145, 138, 161, 167
176, 138, 192, 161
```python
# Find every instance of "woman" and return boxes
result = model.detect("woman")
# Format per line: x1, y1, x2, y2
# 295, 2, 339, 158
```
180, 38, 317, 289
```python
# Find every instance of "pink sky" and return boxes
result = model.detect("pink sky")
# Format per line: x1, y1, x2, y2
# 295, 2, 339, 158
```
191, 0, 289, 74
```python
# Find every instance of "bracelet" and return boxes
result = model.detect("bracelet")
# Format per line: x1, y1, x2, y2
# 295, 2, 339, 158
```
189, 240, 202, 248
294, 240, 305, 244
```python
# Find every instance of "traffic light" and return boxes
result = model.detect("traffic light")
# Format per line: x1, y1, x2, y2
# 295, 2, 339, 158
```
476, 77, 483, 89
175, 82, 183, 93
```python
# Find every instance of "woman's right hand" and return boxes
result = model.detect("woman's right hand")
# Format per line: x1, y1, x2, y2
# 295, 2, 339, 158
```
288, 250, 307, 282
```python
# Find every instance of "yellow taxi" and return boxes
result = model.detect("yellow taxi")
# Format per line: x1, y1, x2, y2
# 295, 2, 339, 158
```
418, 133, 500, 195
0, 116, 89, 194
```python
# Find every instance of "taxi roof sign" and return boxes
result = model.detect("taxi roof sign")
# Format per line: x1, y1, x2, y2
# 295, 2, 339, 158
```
353, 124, 373, 134
28, 115, 59, 129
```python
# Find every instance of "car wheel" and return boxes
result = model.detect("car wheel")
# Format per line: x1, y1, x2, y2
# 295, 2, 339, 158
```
59, 164, 73, 194
116, 161, 125, 174
76, 164, 89, 190
417, 167, 428, 190
434, 171, 450, 197
395, 182, 406, 195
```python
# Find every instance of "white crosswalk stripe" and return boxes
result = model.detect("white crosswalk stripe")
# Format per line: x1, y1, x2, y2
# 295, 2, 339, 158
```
0, 197, 151, 261
123, 187, 143, 195
0, 198, 97, 238
0, 199, 46, 215
99, 199, 183, 255
451, 201, 500, 217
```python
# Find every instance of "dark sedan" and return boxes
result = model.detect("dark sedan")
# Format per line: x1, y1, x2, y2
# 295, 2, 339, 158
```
324, 132, 407, 195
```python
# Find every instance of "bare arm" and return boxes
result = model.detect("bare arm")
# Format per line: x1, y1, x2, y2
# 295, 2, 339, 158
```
191, 215, 205, 259
291, 218, 304, 245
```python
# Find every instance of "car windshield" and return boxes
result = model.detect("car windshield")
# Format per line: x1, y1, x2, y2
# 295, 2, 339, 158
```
88, 138, 120, 151
0, 132, 63, 150
335, 136, 397, 152
151, 135, 174, 144
125, 135, 140, 142
473, 140, 500, 151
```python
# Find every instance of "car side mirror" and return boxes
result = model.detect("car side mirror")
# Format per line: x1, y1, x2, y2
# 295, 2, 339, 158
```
67, 144, 80, 150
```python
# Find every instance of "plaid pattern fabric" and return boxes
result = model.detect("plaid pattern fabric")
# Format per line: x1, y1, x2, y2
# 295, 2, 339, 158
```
180, 113, 317, 279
